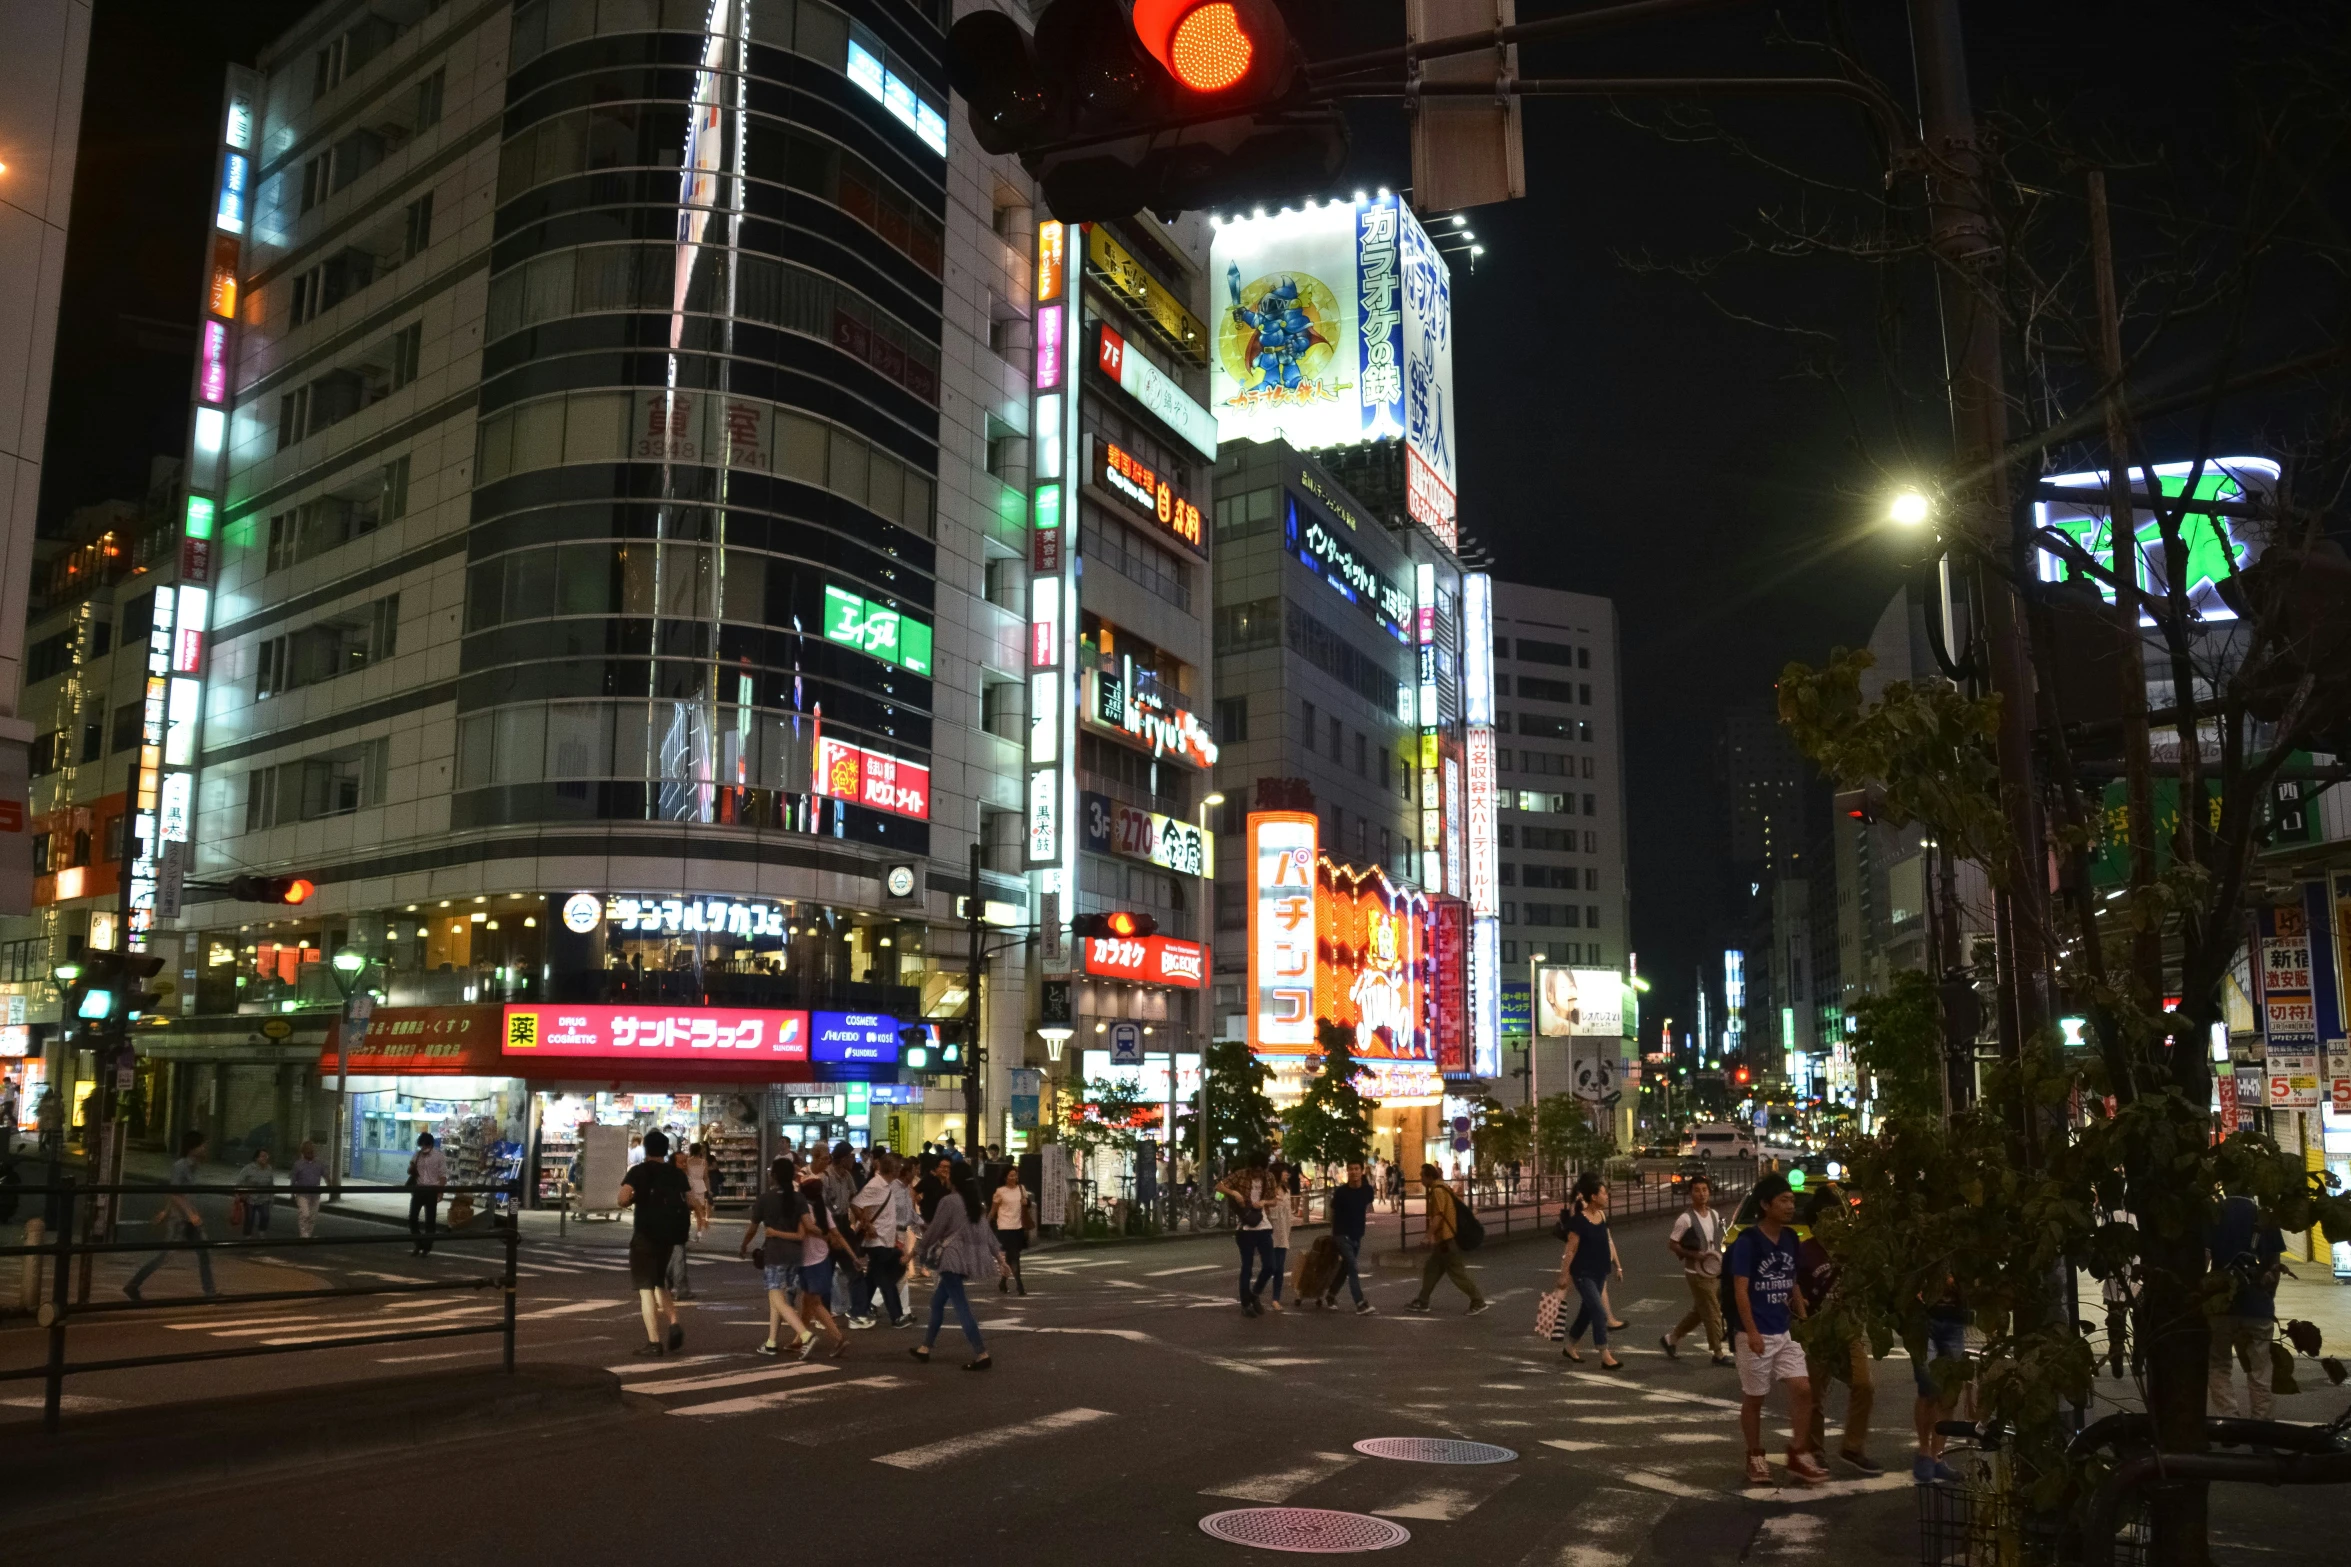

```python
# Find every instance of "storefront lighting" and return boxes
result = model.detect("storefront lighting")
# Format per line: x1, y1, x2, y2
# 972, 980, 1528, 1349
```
523, 918, 537, 928
1095, 1022, 1108, 1034
406, 904, 419, 912
470, 911, 487, 924
439, 900, 451, 908
485, 920, 499, 931
474, 896, 488, 904
878, 937, 892, 948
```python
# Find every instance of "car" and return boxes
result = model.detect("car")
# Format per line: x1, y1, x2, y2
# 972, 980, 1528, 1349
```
1680, 1122, 1758, 1160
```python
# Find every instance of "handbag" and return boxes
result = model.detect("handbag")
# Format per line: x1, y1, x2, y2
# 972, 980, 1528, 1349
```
228, 1195, 248, 1229
750, 1245, 766, 1269
1535, 1288, 1565, 1340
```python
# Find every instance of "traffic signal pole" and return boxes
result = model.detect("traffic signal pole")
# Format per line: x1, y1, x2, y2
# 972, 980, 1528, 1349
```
965, 841, 985, 1153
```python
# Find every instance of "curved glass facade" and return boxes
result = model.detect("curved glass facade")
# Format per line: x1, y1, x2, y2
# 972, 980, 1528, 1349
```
465, 0, 947, 851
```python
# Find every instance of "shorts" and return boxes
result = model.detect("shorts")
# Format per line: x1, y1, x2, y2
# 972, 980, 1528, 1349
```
798, 1256, 836, 1299
1914, 1316, 1969, 1396
628, 1233, 677, 1290
761, 1263, 795, 1293
1735, 1332, 1808, 1397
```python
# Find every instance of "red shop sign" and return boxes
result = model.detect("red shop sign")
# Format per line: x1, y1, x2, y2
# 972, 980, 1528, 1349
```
1080, 934, 1207, 989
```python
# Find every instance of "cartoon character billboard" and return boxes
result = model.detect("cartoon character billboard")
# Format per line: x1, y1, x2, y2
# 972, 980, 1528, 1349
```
1211, 195, 1457, 548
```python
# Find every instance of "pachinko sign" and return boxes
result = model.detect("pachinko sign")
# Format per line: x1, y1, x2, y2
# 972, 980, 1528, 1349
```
1317, 857, 1434, 1076
1248, 811, 1319, 1052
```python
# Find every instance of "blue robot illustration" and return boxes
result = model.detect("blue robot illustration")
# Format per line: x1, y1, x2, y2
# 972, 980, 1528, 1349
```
1228, 261, 1326, 396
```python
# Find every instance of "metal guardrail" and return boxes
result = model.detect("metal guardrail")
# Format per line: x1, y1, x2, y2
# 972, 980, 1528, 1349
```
1394, 1159, 1759, 1251
1, 1176, 523, 1432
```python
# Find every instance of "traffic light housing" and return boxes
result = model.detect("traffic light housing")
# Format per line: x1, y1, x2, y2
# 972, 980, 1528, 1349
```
946, 0, 1346, 221
229, 874, 316, 904
68, 949, 168, 1023
1070, 910, 1159, 940
900, 1022, 966, 1073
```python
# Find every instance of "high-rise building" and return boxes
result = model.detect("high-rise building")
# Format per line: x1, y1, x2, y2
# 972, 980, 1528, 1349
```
1488, 580, 1628, 1121
0, 0, 93, 920
0, 0, 1111, 1182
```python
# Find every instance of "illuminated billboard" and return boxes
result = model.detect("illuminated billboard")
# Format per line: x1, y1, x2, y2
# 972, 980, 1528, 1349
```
1247, 811, 1319, 1052
1210, 194, 1456, 545
1536, 965, 1625, 1038
1317, 857, 1442, 1100
2034, 457, 2276, 625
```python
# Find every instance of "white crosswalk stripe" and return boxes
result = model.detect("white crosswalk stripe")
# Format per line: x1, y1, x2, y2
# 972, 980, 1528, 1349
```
1144, 1263, 1222, 1277
1518, 1486, 1675, 1567
872, 1407, 1112, 1470
674, 1374, 908, 1417
621, 1363, 838, 1397
1374, 1472, 1519, 1521
1201, 1451, 1360, 1502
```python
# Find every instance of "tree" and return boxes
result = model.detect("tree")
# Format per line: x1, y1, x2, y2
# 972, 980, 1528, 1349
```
1178, 1038, 1278, 1167
1471, 1095, 1531, 1173
1062, 1076, 1154, 1166
1281, 1019, 1378, 1173
1534, 1093, 1612, 1175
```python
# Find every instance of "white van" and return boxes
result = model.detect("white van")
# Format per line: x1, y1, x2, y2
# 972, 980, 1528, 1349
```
1681, 1123, 1758, 1160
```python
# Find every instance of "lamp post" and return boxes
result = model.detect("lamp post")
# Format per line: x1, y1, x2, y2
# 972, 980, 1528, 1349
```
327, 948, 371, 1200
1184, 791, 1223, 1231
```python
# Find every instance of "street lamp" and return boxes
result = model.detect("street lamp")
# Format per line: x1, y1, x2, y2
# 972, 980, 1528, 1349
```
1889, 489, 1933, 527
326, 948, 373, 1200
1182, 791, 1226, 1231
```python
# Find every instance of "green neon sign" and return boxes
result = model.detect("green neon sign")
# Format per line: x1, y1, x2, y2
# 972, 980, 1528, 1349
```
184, 495, 216, 541
823, 583, 932, 676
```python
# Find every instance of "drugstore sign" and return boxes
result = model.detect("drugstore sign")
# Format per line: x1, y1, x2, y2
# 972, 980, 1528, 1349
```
814, 736, 931, 820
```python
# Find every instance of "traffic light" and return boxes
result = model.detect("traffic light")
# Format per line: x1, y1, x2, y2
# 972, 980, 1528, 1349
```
1734, 1064, 1752, 1086
69, 949, 168, 1023
229, 874, 316, 904
900, 1022, 966, 1073
1834, 787, 1886, 826
1070, 910, 1159, 940
946, 0, 1345, 221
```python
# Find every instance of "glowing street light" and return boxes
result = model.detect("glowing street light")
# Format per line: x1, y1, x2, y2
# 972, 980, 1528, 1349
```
1889, 490, 1933, 527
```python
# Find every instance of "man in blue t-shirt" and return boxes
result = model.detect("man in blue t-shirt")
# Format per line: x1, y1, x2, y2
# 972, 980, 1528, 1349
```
2207, 1192, 2287, 1419
1729, 1174, 1827, 1487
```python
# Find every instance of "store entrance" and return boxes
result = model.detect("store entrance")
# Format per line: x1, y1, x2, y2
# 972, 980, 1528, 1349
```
530, 1089, 762, 1210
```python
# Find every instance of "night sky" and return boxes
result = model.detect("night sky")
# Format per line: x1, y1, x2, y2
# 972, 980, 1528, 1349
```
38, 1, 2308, 1044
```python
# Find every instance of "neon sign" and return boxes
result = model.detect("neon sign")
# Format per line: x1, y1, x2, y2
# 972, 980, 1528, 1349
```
1089, 656, 1218, 769
1248, 812, 1319, 1052
822, 583, 933, 674
1095, 437, 1204, 551
1081, 933, 1208, 988
2034, 458, 2276, 624
813, 736, 931, 820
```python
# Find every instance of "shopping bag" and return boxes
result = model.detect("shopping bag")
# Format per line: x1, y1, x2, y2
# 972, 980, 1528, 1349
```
228, 1195, 248, 1230
1535, 1287, 1565, 1340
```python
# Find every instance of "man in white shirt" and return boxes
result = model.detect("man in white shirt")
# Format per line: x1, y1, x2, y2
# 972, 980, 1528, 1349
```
1661, 1173, 1731, 1365
848, 1150, 912, 1327
409, 1132, 448, 1255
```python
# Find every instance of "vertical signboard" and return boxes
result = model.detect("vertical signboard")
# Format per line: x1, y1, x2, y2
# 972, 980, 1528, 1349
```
1247, 812, 1318, 1053
1028, 221, 1080, 967
1432, 896, 1468, 1075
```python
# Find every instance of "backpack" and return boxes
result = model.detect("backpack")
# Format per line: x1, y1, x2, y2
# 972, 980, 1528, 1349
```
1553, 1205, 1576, 1241
1452, 1192, 1485, 1252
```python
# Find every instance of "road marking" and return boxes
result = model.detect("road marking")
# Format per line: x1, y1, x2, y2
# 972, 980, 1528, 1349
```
0, 1394, 124, 1412
375, 1347, 496, 1364
1752, 1514, 1828, 1557
1374, 1472, 1520, 1521
1656, 1432, 1735, 1444
601, 1353, 737, 1374
254, 1313, 498, 1346
621, 1363, 838, 1397
1567, 1412, 1721, 1426
209, 1306, 493, 1337
1541, 1439, 1605, 1452
1526, 1485, 1675, 1567
1106, 1279, 1146, 1290
1627, 1384, 1744, 1410
1145, 1263, 1223, 1277
349, 1271, 434, 1283
517, 1300, 610, 1319
675, 1374, 907, 1417
1256, 1357, 1328, 1367
872, 1407, 1113, 1470
1621, 1469, 1713, 1499
1201, 1450, 1359, 1502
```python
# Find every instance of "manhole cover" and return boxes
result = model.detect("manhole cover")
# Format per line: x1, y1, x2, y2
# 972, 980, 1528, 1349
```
1352, 1437, 1518, 1465
1200, 1509, 1411, 1553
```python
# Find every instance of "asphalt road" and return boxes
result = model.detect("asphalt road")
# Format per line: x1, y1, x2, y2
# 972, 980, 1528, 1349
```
3, 1196, 2340, 1564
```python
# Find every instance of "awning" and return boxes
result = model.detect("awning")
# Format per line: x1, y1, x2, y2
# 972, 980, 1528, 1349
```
320, 1005, 507, 1075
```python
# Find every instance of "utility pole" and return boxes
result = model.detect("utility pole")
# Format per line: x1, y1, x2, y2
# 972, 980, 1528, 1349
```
964, 841, 985, 1154
2086, 170, 2163, 1002
1907, 0, 2050, 1063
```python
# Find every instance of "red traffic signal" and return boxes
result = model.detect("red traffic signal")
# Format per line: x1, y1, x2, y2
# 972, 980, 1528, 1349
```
1131, 0, 1276, 94
1072, 910, 1159, 940
230, 874, 316, 904
1734, 1065, 1752, 1085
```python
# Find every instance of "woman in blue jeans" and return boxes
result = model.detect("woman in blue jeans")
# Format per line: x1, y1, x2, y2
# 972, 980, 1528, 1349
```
1556, 1171, 1623, 1369
908, 1169, 1003, 1370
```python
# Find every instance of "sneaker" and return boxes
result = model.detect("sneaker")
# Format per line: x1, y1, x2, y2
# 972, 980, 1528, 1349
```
796, 1332, 820, 1361
1405, 1299, 1431, 1314
632, 1340, 665, 1357
666, 1324, 685, 1351
1841, 1449, 1885, 1477
756, 1341, 780, 1358
1785, 1451, 1832, 1487
1912, 1454, 1957, 1484
1744, 1451, 1773, 1486
890, 1316, 916, 1329
847, 1316, 878, 1331
1660, 1333, 1680, 1360
1466, 1300, 1491, 1316
1355, 1301, 1376, 1315
1711, 1353, 1735, 1366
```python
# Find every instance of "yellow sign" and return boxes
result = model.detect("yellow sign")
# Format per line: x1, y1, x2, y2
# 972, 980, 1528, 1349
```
1086, 225, 1208, 364
506, 1011, 539, 1048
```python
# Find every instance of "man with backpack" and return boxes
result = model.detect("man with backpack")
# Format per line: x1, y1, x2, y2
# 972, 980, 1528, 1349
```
1660, 1173, 1731, 1365
618, 1129, 692, 1357
1405, 1162, 1489, 1315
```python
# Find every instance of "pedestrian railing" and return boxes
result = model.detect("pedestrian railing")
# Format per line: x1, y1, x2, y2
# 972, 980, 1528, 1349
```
0, 1175, 524, 1432
1393, 1161, 1758, 1251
